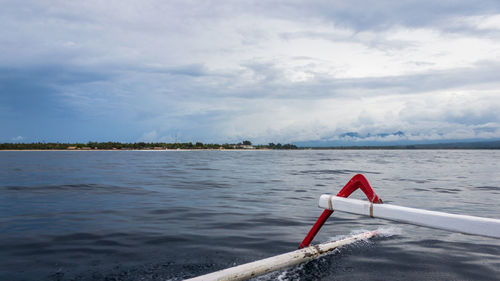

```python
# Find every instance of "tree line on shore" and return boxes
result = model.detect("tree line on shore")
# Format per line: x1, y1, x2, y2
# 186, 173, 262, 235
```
0, 141, 298, 150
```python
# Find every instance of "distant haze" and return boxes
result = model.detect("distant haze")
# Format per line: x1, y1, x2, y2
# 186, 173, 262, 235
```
2, 1, 500, 144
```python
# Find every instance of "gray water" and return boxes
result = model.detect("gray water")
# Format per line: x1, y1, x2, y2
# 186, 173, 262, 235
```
1, 150, 499, 280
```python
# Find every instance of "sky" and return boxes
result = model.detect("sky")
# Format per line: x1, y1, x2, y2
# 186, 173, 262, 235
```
1, 0, 500, 145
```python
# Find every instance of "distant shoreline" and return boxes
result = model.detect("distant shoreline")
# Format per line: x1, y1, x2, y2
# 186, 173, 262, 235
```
0, 141, 297, 150
2, 148, 500, 151
2, 140, 500, 150
0, 149, 275, 151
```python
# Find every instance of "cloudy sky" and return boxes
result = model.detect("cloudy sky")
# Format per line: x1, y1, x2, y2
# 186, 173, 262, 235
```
2, 0, 500, 144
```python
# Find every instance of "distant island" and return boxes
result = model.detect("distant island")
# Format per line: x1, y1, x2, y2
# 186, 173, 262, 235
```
0, 141, 298, 150
306, 140, 500, 149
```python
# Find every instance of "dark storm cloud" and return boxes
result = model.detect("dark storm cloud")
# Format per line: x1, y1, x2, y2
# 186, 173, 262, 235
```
0, 65, 112, 112
1, 67, 82, 120
0, 65, 118, 141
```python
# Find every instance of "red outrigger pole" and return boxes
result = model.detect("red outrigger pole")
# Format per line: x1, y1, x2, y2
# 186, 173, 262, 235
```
299, 174, 383, 249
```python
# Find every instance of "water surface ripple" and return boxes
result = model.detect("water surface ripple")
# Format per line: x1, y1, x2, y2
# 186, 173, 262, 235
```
1, 150, 499, 280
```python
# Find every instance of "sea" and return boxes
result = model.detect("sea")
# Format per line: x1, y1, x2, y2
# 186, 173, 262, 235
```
1, 150, 499, 281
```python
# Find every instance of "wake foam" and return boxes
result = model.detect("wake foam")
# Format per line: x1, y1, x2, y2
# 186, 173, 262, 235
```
328, 226, 402, 242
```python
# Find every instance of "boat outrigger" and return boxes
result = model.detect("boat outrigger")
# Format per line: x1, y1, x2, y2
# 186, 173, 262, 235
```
187, 174, 500, 281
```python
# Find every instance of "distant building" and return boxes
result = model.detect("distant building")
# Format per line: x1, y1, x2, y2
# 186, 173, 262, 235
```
67, 146, 77, 150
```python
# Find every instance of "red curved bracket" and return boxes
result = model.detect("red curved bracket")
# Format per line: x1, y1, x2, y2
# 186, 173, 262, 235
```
298, 174, 382, 249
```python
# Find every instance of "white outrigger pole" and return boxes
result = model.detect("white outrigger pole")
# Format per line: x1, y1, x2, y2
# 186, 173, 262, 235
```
187, 174, 500, 281
319, 195, 500, 239
185, 230, 377, 281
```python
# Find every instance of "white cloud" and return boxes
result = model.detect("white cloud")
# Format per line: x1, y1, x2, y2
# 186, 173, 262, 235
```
11, 136, 24, 142
2, 1, 500, 143
461, 14, 500, 30
137, 130, 159, 142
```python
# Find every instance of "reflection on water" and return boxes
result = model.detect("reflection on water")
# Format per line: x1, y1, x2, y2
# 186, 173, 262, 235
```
0, 150, 499, 280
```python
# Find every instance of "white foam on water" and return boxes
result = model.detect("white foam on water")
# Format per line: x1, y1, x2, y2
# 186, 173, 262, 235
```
252, 262, 306, 281
374, 226, 403, 237
328, 226, 403, 242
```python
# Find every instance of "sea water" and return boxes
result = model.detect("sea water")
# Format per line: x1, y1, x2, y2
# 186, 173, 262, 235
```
1, 150, 499, 280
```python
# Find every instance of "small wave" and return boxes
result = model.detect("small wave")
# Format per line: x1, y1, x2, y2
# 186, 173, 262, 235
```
434, 187, 462, 194
2, 184, 153, 195
474, 186, 500, 191
296, 169, 381, 175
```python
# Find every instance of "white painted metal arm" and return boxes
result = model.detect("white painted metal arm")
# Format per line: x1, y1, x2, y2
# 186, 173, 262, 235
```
319, 195, 500, 239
